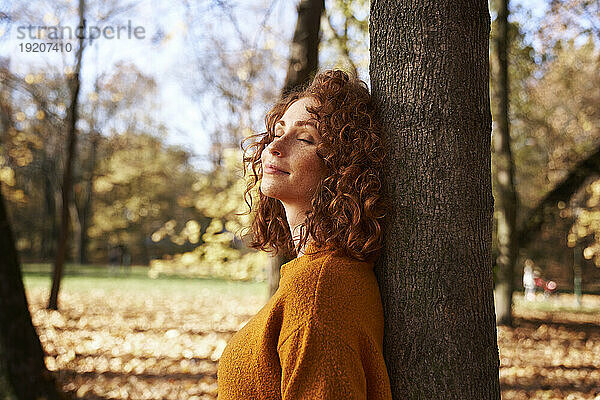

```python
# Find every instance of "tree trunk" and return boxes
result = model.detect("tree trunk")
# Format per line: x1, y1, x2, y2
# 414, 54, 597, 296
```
69, 201, 81, 262
493, 0, 519, 327
79, 76, 103, 264
370, 0, 501, 397
48, 0, 86, 310
42, 158, 58, 261
268, 0, 324, 299
79, 132, 99, 264
0, 189, 62, 400
0, 339, 16, 400
281, 0, 325, 97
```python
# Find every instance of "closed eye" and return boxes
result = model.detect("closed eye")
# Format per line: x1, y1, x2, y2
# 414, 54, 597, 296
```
273, 135, 313, 144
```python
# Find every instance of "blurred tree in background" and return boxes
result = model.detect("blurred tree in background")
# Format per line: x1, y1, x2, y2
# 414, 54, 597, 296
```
488, 0, 600, 322
148, 147, 270, 281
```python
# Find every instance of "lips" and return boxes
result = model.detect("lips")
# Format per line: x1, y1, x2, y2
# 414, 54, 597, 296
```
264, 162, 289, 174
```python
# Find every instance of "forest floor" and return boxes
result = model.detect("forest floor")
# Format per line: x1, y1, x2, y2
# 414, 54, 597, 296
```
23, 271, 600, 400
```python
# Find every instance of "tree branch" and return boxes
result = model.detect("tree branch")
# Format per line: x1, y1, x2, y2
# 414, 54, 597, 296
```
517, 142, 600, 249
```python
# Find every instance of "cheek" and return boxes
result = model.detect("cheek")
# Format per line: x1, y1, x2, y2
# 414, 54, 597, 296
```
312, 155, 327, 177
298, 153, 323, 174
298, 156, 327, 187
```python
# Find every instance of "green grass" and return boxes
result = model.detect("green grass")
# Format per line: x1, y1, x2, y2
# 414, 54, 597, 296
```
22, 262, 268, 298
23, 263, 600, 315
23, 263, 152, 279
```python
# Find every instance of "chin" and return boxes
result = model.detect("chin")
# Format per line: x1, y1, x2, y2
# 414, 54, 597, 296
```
260, 181, 285, 200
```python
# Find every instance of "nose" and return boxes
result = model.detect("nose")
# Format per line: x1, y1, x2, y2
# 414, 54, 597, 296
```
268, 145, 281, 157
267, 134, 286, 157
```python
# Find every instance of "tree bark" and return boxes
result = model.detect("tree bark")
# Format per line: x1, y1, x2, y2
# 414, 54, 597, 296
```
492, 0, 519, 327
370, 0, 501, 397
0, 189, 62, 400
268, 0, 324, 299
48, 0, 86, 310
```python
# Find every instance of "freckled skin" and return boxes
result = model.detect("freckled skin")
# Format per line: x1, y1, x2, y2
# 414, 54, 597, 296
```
260, 97, 327, 252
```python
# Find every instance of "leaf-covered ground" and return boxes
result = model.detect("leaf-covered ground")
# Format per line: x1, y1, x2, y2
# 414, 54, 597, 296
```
500, 295, 600, 400
24, 278, 600, 400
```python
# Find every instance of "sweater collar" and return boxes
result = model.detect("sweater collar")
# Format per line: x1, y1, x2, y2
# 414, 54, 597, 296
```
280, 241, 331, 279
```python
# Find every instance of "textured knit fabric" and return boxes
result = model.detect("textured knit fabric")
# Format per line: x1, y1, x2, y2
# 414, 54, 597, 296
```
217, 241, 392, 400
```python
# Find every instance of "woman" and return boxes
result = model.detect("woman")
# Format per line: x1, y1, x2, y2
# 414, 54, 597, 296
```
217, 69, 392, 399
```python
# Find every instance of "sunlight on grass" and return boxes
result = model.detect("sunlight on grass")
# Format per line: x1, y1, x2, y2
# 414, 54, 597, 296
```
512, 292, 600, 315
22, 262, 268, 299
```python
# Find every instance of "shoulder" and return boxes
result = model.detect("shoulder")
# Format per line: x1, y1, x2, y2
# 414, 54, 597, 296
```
279, 249, 385, 346
319, 250, 378, 288
281, 250, 378, 307
313, 252, 383, 327
283, 248, 376, 286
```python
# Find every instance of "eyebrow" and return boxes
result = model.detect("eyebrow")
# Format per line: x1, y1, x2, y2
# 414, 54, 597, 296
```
275, 120, 317, 129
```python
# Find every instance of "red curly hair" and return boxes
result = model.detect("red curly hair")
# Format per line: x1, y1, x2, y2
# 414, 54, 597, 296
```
239, 69, 389, 262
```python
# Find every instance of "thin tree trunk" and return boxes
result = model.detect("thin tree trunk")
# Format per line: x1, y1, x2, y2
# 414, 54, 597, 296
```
79, 75, 103, 264
493, 0, 519, 327
79, 131, 99, 264
48, 0, 86, 310
281, 0, 325, 97
69, 201, 81, 262
141, 235, 150, 265
370, 0, 501, 397
0, 189, 62, 400
268, 0, 325, 299
42, 158, 58, 260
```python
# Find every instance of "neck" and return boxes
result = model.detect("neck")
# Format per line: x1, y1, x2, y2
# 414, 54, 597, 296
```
282, 202, 313, 257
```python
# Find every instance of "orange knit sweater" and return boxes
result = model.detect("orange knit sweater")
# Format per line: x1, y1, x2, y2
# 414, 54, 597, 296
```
217, 242, 392, 399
